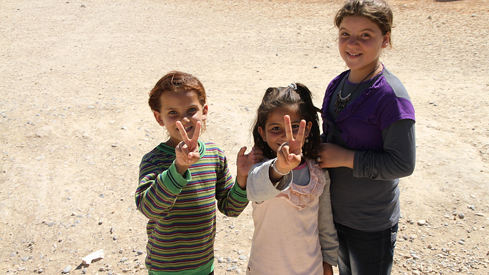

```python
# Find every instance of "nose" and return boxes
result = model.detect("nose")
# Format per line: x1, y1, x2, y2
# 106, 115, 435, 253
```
181, 116, 191, 123
347, 36, 358, 46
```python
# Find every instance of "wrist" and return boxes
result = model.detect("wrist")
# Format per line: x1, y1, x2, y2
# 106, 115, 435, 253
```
270, 159, 290, 177
174, 161, 190, 175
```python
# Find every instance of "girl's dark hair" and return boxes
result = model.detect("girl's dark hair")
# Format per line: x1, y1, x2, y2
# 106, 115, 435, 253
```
148, 71, 207, 129
335, 0, 393, 46
252, 83, 321, 160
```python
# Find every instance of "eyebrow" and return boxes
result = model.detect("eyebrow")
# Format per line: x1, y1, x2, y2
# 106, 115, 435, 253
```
339, 27, 375, 32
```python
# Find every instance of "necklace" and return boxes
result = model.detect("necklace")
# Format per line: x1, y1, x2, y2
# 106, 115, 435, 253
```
334, 64, 381, 114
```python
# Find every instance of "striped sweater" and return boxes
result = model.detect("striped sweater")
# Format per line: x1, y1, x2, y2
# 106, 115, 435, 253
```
135, 140, 248, 274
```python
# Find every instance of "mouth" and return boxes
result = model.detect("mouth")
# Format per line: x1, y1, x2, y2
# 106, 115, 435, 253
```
347, 52, 362, 57
177, 125, 193, 133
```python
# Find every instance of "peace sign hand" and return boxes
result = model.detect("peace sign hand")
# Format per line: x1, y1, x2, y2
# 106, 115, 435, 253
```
174, 121, 201, 175
274, 115, 306, 176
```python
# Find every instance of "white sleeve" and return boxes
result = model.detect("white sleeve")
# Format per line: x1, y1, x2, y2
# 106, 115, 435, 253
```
246, 159, 293, 203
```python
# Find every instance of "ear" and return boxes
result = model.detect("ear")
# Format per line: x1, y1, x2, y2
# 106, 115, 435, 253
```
258, 126, 266, 142
304, 121, 313, 138
382, 32, 390, 49
153, 111, 165, 127
202, 104, 208, 122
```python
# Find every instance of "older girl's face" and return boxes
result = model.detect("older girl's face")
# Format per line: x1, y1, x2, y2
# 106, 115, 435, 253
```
338, 16, 390, 77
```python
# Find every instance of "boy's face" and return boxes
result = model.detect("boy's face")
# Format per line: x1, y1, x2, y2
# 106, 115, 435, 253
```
153, 91, 207, 148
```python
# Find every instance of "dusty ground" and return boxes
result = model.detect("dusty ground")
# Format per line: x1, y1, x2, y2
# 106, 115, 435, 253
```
1, 0, 488, 274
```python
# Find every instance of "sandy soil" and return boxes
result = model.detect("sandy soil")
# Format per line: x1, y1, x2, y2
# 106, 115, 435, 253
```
1, 0, 488, 274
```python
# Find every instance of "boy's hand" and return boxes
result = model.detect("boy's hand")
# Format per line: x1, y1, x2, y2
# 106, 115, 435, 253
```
236, 146, 264, 189
175, 121, 201, 175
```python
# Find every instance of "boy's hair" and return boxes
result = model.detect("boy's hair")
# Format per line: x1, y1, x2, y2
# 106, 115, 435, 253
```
252, 83, 321, 160
335, 0, 393, 46
149, 71, 207, 112
148, 71, 207, 129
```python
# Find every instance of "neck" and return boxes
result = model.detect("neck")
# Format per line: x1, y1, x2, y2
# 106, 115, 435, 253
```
348, 63, 383, 83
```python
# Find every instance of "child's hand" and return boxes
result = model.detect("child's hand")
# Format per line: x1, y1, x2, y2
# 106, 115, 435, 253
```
317, 142, 354, 169
273, 115, 306, 177
174, 121, 201, 175
322, 261, 333, 275
236, 146, 264, 189
236, 146, 263, 189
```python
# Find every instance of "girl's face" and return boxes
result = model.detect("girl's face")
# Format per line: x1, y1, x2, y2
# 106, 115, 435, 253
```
258, 107, 312, 154
153, 90, 208, 148
338, 16, 390, 76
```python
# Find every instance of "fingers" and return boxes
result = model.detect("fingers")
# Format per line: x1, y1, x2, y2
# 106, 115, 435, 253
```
191, 121, 201, 142
296, 119, 307, 144
237, 146, 247, 157
284, 115, 293, 142
176, 121, 190, 144
176, 121, 201, 146
284, 116, 307, 145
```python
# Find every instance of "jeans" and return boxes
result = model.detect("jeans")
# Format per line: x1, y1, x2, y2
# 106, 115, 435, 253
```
335, 222, 398, 275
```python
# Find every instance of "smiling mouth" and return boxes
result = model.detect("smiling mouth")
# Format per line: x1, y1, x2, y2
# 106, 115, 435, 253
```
348, 52, 361, 56
176, 125, 193, 133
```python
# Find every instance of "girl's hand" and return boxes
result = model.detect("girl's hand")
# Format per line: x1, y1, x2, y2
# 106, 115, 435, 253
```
174, 121, 201, 175
317, 142, 355, 169
322, 261, 333, 275
236, 146, 264, 189
272, 115, 306, 179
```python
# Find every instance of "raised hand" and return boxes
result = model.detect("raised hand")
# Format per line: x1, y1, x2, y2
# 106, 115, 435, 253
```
274, 115, 306, 176
174, 121, 201, 175
236, 146, 264, 189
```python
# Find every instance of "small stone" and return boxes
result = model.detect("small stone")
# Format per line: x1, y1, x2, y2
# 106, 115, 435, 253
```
458, 212, 465, 219
62, 265, 72, 273
120, 257, 128, 262
136, 250, 144, 255
417, 220, 426, 226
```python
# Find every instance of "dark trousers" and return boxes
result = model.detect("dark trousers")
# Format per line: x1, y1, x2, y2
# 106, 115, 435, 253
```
336, 222, 398, 275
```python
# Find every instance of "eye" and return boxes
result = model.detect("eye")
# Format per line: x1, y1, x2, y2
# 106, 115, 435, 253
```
360, 33, 372, 38
340, 31, 349, 37
271, 126, 281, 131
168, 110, 177, 115
188, 107, 197, 113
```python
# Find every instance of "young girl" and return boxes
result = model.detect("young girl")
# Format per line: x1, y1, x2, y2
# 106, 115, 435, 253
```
135, 71, 259, 275
318, 0, 416, 274
246, 83, 338, 275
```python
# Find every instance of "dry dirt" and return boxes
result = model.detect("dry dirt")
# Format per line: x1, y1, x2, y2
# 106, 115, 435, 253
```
1, 0, 488, 274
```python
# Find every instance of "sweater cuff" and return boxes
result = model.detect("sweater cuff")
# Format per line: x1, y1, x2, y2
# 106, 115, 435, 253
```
230, 182, 248, 202
160, 161, 191, 194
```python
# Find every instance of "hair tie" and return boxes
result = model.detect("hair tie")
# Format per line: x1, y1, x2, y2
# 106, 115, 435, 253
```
288, 83, 297, 91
